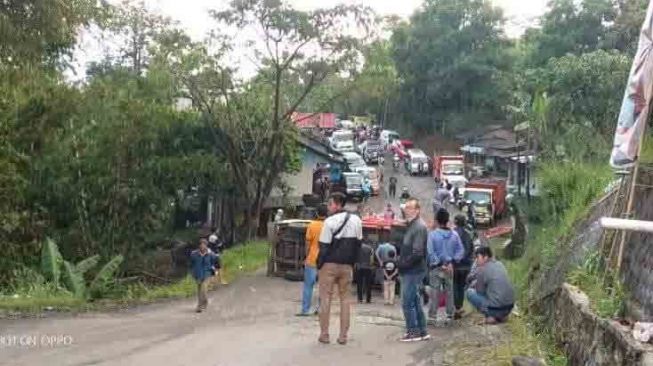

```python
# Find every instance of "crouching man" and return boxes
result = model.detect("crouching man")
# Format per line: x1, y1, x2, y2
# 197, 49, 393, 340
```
466, 247, 514, 324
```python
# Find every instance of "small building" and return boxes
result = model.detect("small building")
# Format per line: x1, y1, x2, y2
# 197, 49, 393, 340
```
265, 133, 345, 210
458, 123, 539, 197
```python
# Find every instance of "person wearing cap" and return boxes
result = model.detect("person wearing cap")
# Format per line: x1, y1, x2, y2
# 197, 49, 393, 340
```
383, 251, 399, 305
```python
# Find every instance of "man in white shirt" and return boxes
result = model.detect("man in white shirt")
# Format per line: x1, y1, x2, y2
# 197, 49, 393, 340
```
317, 192, 363, 346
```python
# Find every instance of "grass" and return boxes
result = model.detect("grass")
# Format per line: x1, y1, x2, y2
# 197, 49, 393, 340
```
126, 240, 270, 302
453, 313, 567, 366
0, 241, 270, 314
566, 251, 625, 319
641, 132, 653, 164
456, 162, 613, 364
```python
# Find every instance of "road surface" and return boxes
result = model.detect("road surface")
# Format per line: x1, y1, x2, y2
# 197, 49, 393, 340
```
350, 153, 457, 224
1, 270, 508, 366
1, 154, 508, 366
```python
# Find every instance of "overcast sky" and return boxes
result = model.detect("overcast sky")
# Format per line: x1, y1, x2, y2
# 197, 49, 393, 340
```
141, 0, 549, 38
70, 0, 549, 80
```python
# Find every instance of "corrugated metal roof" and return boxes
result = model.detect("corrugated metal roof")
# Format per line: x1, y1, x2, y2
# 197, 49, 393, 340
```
292, 112, 336, 129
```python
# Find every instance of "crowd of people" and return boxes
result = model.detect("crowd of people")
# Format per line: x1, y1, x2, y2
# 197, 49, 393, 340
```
290, 191, 515, 344
187, 155, 514, 344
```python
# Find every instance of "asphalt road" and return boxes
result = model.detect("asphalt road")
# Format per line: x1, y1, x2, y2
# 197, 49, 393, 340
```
0, 155, 504, 366
349, 153, 455, 225
1, 270, 507, 366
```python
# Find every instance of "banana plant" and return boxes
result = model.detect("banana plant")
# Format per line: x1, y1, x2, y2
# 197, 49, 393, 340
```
41, 239, 123, 299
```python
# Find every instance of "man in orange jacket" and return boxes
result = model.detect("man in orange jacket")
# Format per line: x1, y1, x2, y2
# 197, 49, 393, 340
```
297, 204, 328, 316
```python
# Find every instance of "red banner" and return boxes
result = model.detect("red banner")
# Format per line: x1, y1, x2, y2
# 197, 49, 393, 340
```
610, 0, 653, 169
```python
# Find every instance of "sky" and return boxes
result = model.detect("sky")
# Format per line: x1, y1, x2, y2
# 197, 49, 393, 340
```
139, 0, 549, 38
70, 0, 550, 80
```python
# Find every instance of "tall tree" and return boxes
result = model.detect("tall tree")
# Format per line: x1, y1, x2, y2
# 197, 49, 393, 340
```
105, 0, 170, 75
525, 0, 616, 66
177, 0, 374, 237
0, 0, 102, 67
530, 50, 631, 160
391, 0, 512, 133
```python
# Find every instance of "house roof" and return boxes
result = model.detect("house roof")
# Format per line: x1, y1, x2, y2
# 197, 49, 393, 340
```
296, 133, 345, 164
455, 124, 506, 141
292, 112, 337, 129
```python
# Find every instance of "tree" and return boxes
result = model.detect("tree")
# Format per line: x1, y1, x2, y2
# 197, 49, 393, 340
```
525, 0, 616, 66
605, 0, 649, 55
0, 0, 103, 67
391, 0, 512, 133
178, 0, 374, 238
530, 50, 631, 160
105, 0, 171, 75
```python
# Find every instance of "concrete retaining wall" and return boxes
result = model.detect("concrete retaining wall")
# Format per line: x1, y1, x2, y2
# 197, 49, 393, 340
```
553, 283, 653, 366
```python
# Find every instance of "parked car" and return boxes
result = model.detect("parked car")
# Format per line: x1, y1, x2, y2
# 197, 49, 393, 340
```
353, 166, 380, 195
342, 151, 367, 171
342, 172, 364, 199
381, 130, 400, 148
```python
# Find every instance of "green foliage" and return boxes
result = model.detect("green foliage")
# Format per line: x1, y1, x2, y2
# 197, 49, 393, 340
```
40, 238, 63, 287
525, 0, 616, 66
115, 241, 269, 303
391, 0, 512, 132
75, 255, 101, 275
532, 50, 631, 160
0, 0, 104, 66
62, 261, 86, 298
89, 255, 124, 299
567, 251, 625, 318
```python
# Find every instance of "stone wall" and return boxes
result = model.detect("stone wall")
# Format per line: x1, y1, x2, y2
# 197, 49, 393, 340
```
529, 189, 616, 310
623, 165, 653, 321
553, 284, 653, 366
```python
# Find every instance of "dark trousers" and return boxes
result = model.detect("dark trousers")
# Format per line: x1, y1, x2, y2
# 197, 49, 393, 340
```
389, 185, 396, 198
356, 268, 373, 303
453, 267, 470, 311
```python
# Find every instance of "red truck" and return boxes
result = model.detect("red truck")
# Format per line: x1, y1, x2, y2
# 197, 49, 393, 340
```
433, 155, 466, 186
463, 178, 508, 227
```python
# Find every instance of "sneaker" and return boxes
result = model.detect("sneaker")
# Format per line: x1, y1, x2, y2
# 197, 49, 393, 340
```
485, 317, 498, 325
295, 312, 310, 317
419, 332, 431, 341
399, 333, 420, 342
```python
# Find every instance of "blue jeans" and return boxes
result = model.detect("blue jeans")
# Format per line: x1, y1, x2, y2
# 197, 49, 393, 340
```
301, 266, 318, 314
466, 289, 513, 320
400, 271, 427, 335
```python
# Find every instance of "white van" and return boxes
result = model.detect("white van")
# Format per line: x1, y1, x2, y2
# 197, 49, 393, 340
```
330, 130, 355, 152
407, 149, 429, 176
380, 130, 400, 148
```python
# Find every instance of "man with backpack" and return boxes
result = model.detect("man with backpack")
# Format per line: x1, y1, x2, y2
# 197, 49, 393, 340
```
317, 192, 363, 345
426, 209, 464, 324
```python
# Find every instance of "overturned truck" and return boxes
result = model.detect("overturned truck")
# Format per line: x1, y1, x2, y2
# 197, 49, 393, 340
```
267, 216, 407, 282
